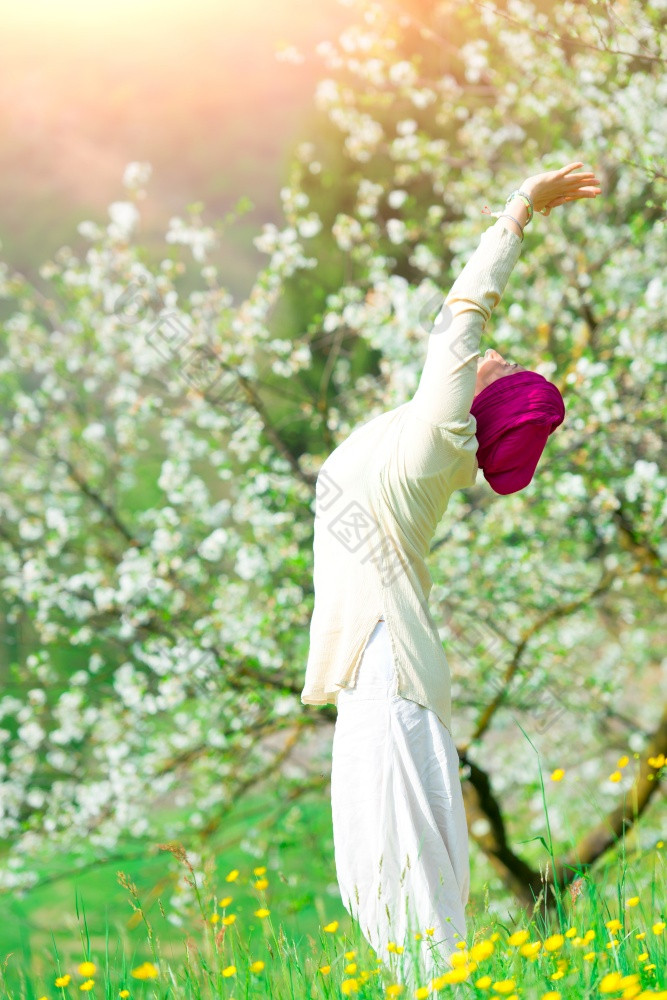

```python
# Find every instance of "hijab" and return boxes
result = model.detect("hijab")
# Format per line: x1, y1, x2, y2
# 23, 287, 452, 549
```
470, 370, 565, 495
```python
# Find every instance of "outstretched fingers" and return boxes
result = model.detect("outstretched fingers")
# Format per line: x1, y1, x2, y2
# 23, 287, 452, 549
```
560, 161, 585, 173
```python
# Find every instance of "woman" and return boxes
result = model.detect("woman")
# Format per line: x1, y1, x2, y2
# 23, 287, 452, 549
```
301, 161, 602, 989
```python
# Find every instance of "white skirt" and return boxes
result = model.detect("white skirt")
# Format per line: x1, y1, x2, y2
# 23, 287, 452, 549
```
331, 619, 470, 988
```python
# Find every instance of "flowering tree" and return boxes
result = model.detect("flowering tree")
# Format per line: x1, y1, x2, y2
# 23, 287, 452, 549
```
0, 0, 665, 923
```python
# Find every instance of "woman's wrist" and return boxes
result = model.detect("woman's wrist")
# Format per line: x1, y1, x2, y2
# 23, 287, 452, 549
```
496, 192, 530, 240
505, 192, 531, 229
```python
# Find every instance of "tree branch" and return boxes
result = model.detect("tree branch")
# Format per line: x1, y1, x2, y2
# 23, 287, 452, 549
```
459, 699, 666, 908
469, 0, 666, 65
554, 700, 667, 881
461, 566, 618, 752
221, 367, 316, 489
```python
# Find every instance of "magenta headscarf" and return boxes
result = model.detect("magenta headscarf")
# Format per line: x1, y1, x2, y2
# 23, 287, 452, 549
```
470, 370, 565, 495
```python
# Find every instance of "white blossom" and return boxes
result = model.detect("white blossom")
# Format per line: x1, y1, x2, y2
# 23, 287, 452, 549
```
198, 528, 229, 562
122, 161, 152, 190
297, 214, 323, 239
386, 218, 407, 244
107, 201, 140, 240
165, 216, 217, 263
389, 60, 417, 87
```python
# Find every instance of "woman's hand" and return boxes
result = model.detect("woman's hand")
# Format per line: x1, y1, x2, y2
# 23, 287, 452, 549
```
522, 161, 602, 217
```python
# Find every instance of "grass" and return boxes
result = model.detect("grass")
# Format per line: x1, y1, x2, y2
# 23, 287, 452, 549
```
0, 802, 664, 999
1, 842, 664, 1000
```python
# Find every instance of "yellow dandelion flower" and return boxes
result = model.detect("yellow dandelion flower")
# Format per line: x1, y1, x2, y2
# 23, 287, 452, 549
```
600, 971, 623, 992
626, 897, 640, 907
643, 963, 656, 971
386, 986, 404, 997
542, 993, 561, 1000
492, 980, 516, 994
455, 940, 467, 950
635, 932, 645, 939
441, 966, 470, 983
414, 933, 422, 941
565, 927, 577, 938
508, 929, 530, 946
210, 913, 220, 923
225, 869, 239, 882
219, 896, 233, 907
319, 965, 331, 974
520, 941, 542, 958
119, 992, 130, 998
345, 951, 356, 959
476, 975, 492, 988
638, 952, 648, 961
470, 940, 494, 961
222, 914, 236, 925
617, 755, 629, 768
551, 769, 565, 782
254, 878, 269, 890
425, 927, 435, 936
78, 962, 96, 977
222, 965, 236, 978
609, 770, 622, 782
55, 976, 71, 988
583, 951, 595, 961
657, 840, 664, 848
79, 981, 94, 992
550, 970, 565, 980
606, 919, 622, 932
345, 963, 357, 974
415, 988, 430, 999
250, 960, 265, 973
451, 950, 470, 967
647, 754, 665, 768
254, 908, 270, 919
621, 986, 641, 999
131, 962, 159, 980
341, 978, 358, 995
323, 920, 339, 933
253, 866, 266, 875
544, 934, 564, 952
620, 975, 640, 986
606, 939, 619, 949
583, 929, 596, 941
652, 921, 665, 935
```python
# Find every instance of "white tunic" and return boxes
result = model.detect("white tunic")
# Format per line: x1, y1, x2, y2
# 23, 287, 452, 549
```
301, 219, 524, 738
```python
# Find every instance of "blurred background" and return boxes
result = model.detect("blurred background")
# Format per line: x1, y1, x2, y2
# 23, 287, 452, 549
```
0, 0, 348, 297
0, 0, 356, 980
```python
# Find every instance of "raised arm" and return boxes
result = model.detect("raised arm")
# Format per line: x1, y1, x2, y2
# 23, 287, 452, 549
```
410, 216, 523, 433
409, 164, 602, 436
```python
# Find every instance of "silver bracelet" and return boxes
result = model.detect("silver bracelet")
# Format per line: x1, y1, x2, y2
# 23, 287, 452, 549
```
498, 212, 524, 239
505, 188, 534, 224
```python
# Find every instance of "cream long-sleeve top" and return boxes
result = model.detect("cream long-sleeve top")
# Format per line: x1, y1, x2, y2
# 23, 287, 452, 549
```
300, 218, 524, 738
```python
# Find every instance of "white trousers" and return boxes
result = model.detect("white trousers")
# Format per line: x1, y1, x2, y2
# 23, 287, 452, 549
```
331, 620, 470, 988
